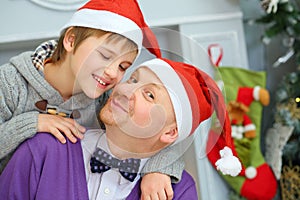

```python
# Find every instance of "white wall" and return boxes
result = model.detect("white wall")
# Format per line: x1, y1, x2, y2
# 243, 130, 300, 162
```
0, 0, 240, 39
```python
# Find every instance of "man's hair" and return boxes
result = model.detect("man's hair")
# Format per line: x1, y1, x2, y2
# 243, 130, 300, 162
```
51, 26, 138, 63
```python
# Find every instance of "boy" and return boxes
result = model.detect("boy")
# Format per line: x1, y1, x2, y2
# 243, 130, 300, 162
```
0, 58, 241, 199
0, 0, 159, 161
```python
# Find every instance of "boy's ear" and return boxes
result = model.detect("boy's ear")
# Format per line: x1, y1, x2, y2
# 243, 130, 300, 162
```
160, 128, 178, 144
63, 27, 76, 52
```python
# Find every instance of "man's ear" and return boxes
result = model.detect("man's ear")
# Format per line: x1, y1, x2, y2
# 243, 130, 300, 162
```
160, 128, 178, 144
63, 27, 76, 52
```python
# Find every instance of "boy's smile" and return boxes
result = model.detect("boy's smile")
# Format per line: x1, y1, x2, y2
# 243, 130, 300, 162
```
92, 74, 110, 88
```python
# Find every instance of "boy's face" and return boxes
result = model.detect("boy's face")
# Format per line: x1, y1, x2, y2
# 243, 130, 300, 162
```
70, 34, 137, 99
100, 66, 176, 140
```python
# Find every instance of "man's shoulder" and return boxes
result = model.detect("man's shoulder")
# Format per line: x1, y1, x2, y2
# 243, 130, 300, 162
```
173, 170, 197, 195
29, 132, 59, 143
173, 170, 196, 188
181, 170, 196, 185
26, 132, 64, 151
172, 170, 198, 199
28, 129, 104, 150
26, 132, 80, 154
20, 132, 84, 166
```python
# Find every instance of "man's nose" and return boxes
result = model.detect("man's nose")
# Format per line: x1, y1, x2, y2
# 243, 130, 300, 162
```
117, 82, 142, 99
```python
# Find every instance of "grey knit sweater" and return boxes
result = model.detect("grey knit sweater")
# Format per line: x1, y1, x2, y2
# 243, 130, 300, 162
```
0, 51, 101, 169
0, 42, 184, 182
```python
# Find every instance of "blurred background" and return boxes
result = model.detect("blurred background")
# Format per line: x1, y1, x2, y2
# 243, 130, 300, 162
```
1, 0, 299, 199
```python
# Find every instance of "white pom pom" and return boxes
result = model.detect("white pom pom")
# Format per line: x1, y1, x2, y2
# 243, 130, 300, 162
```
215, 146, 242, 176
245, 166, 257, 179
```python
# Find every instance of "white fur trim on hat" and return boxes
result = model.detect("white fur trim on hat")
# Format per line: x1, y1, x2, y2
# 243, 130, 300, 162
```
231, 125, 244, 139
244, 124, 256, 132
245, 166, 257, 179
61, 9, 143, 51
215, 146, 242, 176
140, 58, 193, 144
253, 86, 261, 101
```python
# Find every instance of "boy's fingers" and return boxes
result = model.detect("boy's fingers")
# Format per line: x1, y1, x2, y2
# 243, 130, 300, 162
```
50, 129, 66, 144
60, 128, 77, 143
142, 196, 151, 200
64, 118, 86, 133
76, 124, 86, 133
150, 194, 159, 200
54, 122, 77, 143
59, 119, 84, 140
165, 187, 174, 199
66, 123, 84, 139
158, 190, 167, 200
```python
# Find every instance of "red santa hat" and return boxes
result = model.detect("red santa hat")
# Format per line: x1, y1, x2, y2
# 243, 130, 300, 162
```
138, 58, 242, 177
61, 0, 161, 57
236, 86, 261, 107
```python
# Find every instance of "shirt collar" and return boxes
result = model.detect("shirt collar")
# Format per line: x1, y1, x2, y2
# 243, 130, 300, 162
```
82, 129, 149, 184
96, 134, 149, 183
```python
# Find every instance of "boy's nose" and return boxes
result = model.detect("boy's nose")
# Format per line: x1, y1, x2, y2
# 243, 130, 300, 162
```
104, 63, 118, 79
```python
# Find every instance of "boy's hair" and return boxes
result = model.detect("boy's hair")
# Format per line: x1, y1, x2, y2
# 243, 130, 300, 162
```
51, 26, 138, 63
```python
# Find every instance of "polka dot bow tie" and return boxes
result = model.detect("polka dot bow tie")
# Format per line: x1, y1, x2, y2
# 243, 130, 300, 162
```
90, 147, 141, 182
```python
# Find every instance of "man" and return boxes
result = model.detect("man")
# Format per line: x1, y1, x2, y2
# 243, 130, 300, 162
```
0, 58, 241, 199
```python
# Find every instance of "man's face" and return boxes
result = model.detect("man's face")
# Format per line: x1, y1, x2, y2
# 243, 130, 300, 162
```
100, 66, 176, 139
69, 34, 137, 99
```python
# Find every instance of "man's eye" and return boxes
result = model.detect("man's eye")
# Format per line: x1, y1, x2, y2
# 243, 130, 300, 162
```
119, 64, 126, 71
146, 91, 154, 100
128, 77, 138, 83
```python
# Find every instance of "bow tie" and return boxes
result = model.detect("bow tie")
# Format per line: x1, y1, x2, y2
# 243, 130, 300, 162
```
90, 147, 141, 182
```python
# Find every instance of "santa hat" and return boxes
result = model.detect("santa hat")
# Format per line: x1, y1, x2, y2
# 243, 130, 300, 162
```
138, 58, 242, 177
61, 0, 161, 57
236, 86, 261, 107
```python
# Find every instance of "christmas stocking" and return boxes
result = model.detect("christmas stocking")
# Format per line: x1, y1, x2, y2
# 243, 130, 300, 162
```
206, 67, 277, 200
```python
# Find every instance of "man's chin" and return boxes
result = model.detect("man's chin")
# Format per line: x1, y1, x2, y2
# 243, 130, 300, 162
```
100, 112, 127, 127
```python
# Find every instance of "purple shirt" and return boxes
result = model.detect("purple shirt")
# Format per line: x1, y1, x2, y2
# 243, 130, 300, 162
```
0, 133, 198, 200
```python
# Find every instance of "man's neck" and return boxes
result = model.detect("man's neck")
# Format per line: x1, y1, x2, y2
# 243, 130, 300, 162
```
104, 126, 160, 159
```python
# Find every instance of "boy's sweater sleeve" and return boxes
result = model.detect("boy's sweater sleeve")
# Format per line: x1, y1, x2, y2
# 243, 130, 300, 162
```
0, 112, 39, 159
0, 67, 39, 160
141, 143, 185, 183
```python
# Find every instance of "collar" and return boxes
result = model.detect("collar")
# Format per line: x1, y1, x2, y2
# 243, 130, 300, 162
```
82, 129, 149, 184
31, 40, 58, 72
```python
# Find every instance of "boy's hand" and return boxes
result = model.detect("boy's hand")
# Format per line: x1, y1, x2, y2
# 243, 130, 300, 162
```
37, 114, 86, 144
141, 172, 174, 200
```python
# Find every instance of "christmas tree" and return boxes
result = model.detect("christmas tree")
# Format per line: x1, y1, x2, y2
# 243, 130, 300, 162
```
255, 0, 300, 165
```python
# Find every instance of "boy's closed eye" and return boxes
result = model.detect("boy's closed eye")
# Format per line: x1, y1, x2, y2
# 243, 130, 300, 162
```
96, 47, 112, 60
99, 52, 111, 60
